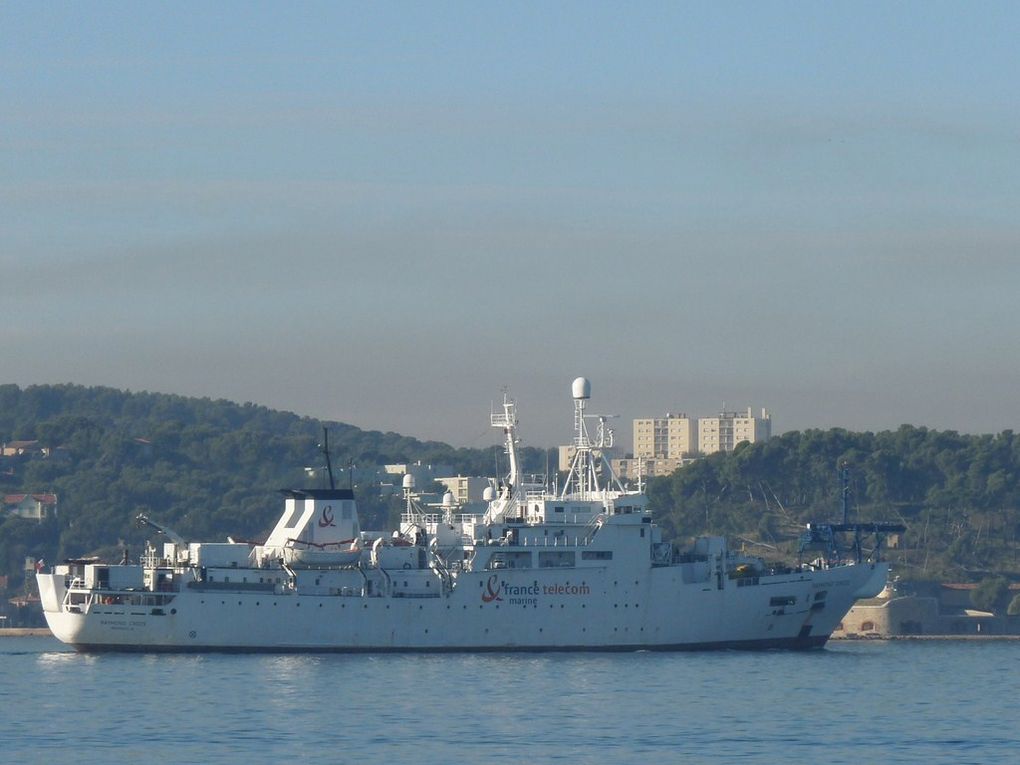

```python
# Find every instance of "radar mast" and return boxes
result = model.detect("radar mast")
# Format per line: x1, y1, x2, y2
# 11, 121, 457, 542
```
561, 377, 624, 500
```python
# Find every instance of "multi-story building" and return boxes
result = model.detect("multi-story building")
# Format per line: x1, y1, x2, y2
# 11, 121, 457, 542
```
633, 413, 696, 459
697, 407, 771, 455
619, 406, 771, 479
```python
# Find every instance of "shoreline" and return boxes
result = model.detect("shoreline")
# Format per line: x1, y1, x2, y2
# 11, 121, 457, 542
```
0, 628, 52, 637
833, 634, 1020, 641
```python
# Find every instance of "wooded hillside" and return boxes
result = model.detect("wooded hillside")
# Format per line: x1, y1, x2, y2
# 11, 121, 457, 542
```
648, 426, 1020, 581
2, 384, 1019, 591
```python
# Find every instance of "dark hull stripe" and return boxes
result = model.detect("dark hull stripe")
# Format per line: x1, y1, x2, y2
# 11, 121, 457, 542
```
72, 635, 829, 654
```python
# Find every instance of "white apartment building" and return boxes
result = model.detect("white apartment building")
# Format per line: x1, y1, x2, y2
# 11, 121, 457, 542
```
626, 407, 772, 476
633, 413, 696, 459
698, 408, 771, 455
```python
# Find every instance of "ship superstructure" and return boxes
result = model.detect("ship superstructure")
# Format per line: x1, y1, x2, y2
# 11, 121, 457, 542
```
38, 379, 891, 651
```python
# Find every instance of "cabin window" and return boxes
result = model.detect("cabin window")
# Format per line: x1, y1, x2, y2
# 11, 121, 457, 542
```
582, 551, 612, 560
770, 596, 796, 607
554, 506, 564, 513
539, 551, 575, 568
814, 591, 828, 601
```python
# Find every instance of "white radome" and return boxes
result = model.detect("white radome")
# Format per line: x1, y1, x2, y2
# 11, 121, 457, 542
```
571, 376, 591, 400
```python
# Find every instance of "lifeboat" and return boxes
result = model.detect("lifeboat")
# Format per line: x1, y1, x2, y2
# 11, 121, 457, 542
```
283, 538, 361, 568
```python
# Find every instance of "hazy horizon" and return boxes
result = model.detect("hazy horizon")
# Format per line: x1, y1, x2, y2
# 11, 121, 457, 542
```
5, 3, 1019, 450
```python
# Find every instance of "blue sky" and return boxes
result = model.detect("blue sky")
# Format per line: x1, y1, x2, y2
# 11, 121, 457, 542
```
3, 2, 1019, 448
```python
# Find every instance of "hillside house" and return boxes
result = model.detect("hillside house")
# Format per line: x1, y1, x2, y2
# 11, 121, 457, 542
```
3, 493, 57, 521
1, 440, 44, 457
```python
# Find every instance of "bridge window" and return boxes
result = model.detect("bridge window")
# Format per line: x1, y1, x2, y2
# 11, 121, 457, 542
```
539, 551, 575, 568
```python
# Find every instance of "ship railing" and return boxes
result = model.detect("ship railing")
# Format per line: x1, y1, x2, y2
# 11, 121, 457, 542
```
519, 534, 590, 547
402, 512, 478, 526
140, 549, 162, 569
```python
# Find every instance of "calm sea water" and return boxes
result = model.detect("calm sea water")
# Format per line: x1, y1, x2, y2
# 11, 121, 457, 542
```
1, 637, 1016, 765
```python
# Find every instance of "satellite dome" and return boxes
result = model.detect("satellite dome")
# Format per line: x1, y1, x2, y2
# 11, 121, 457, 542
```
402, 474, 415, 489
442, 491, 455, 507
482, 486, 495, 501
571, 377, 591, 400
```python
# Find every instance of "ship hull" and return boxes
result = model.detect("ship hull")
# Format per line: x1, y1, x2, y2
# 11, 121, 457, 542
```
39, 562, 883, 652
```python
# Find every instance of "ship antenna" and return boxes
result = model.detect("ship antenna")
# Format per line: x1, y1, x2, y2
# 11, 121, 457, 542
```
322, 427, 336, 490
840, 461, 851, 525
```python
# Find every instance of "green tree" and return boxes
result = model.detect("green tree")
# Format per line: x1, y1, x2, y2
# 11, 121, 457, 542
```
1008, 593, 1020, 617
970, 576, 1010, 614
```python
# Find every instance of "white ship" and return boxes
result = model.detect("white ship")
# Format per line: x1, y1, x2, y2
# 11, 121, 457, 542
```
38, 378, 891, 651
